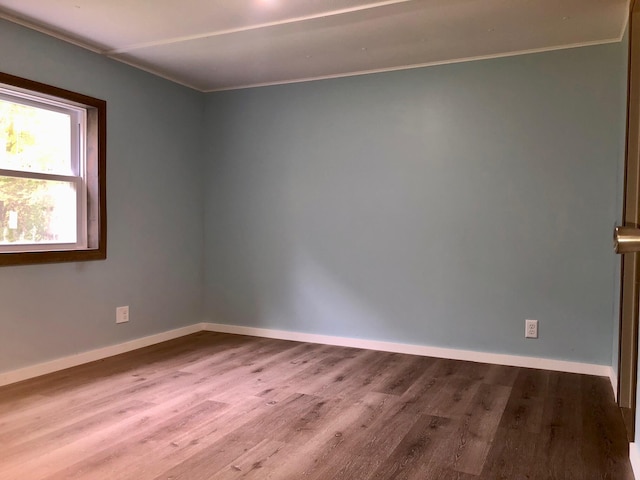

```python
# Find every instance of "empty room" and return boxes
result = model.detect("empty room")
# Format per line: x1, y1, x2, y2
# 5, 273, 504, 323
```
0, 0, 638, 478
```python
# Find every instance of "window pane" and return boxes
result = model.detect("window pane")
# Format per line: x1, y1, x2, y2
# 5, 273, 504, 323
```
0, 98, 72, 175
0, 176, 77, 245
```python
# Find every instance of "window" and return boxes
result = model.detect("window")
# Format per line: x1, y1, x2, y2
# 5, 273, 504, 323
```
0, 72, 106, 266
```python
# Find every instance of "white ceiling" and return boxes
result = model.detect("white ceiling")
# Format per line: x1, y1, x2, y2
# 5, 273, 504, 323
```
0, 0, 629, 92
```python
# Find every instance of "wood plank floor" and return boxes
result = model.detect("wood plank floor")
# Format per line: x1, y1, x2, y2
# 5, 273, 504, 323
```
0, 331, 633, 480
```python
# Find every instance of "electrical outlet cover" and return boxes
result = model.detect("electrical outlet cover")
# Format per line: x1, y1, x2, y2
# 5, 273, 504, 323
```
116, 306, 129, 324
525, 319, 538, 339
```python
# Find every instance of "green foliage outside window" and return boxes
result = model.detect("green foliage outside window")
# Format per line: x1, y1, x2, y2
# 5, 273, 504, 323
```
0, 100, 66, 244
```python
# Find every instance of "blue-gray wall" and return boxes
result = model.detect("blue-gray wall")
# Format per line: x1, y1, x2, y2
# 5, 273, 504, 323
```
203, 43, 627, 365
0, 19, 206, 374
0, 17, 628, 374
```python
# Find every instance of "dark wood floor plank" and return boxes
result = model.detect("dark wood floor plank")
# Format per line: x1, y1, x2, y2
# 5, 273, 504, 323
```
9, 389, 228, 479
532, 393, 583, 479
4, 398, 153, 454
450, 382, 512, 476
295, 349, 389, 399
481, 363, 520, 387
0, 369, 198, 442
479, 426, 538, 480
393, 358, 502, 423
144, 396, 286, 480
217, 392, 324, 445
207, 439, 289, 480
312, 409, 427, 479
0, 352, 229, 435
580, 375, 635, 480
244, 391, 396, 479
0, 332, 243, 423
366, 414, 456, 480
152, 438, 258, 480
0, 399, 155, 479
271, 395, 347, 444
268, 391, 401, 480
546, 370, 582, 399
512, 367, 551, 400
302, 392, 404, 480
419, 374, 483, 419
209, 342, 342, 403
388, 358, 448, 415
142, 393, 324, 480
374, 354, 435, 396
495, 386, 545, 434
0, 332, 219, 400
41, 399, 231, 480
0, 332, 631, 480
276, 347, 368, 396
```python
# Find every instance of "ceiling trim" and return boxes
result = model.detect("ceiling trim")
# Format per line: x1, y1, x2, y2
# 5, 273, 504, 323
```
106, 0, 414, 55
203, 37, 623, 93
0, 10, 105, 54
104, 55, 205, 91
0, 9, 200, 89
0, 4, 629, 94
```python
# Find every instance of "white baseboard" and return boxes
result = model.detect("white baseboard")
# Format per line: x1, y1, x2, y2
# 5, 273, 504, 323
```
203, 322, 613, 378
610, 366, 619, 403
0, 321, 616, 393
0, 323, 206, 387
630, 443, 640, 480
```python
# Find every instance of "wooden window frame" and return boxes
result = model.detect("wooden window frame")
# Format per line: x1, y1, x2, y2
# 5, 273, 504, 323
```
0, 72, 106, 266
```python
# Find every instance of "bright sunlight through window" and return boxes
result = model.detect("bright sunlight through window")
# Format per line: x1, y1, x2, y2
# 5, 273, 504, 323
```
0, 72, 106, 266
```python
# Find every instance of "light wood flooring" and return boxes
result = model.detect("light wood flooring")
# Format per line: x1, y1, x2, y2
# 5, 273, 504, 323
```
0, 331, 634, 479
